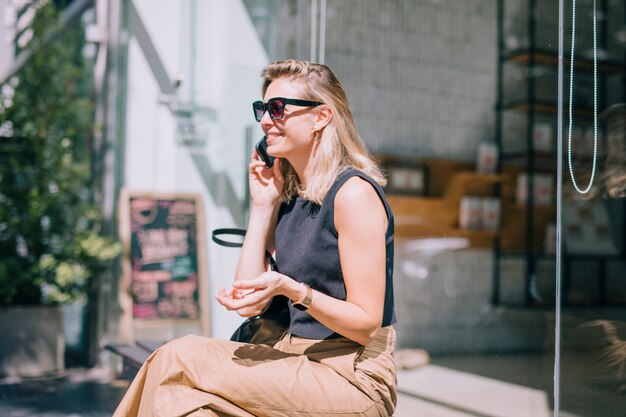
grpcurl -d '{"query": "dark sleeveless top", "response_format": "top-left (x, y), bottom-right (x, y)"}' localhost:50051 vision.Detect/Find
top-left (274, 168), bottom-right (396, 339)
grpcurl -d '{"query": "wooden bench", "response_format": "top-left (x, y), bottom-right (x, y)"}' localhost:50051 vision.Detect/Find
top-left (106, 340), bottom-right (166, 380)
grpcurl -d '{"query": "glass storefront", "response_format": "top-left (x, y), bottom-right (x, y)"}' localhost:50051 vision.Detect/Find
top-left (236, 1), bottom-right (626, 415)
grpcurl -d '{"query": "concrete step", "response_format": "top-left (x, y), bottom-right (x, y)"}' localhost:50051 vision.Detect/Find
top-left (397, 365), bottom-right (552, 417)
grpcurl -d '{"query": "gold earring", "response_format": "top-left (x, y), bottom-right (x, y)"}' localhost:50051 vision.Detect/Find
top-left (312, 129), bottom-right (320, 142)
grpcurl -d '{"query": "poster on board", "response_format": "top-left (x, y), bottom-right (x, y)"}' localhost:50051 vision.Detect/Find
top-left (119, 190), bottom-right (208, 337)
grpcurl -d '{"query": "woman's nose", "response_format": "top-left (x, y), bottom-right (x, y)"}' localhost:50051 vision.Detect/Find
top-left (260, 110), bottom-right (273, 129)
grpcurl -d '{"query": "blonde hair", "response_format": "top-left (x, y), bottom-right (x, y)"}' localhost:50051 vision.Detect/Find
top-left (261, 59), bottom-right (387, 205)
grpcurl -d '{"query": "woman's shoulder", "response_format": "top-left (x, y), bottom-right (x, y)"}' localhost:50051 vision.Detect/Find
top-left (332, 169), bottom-right (392, 224)
top-left (333, 174), bottom-right (389, 236)
top-left (335, 175), bottom-right (384, 209)
top-left (331, 168), bottom-right (379, 191)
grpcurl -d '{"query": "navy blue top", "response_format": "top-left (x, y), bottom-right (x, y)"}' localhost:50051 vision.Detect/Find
top-left (274, 168), bottom-right (396, 339)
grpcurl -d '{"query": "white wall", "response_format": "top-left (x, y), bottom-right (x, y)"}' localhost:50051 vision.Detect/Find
top-left (394, 248), bottom-right (551, 354)
top-left (123, 0), bottom-right (268, 340)
top-left (272, 0), bottom-right (498, 160)
top-left (0, 0), bottom-right (15, 80)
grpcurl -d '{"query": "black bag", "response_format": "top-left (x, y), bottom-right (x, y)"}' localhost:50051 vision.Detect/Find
top-left (212, 228), bottom-right (290, 346)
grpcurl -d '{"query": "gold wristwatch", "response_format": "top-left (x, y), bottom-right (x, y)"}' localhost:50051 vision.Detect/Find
top-left (292, 283), bottom-right (313, 311)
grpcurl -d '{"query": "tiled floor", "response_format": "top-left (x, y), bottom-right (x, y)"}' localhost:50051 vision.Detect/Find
top-left (1, 353), bottom-right (625, 416)
top-left (0, 368), bottom-right (127, 417)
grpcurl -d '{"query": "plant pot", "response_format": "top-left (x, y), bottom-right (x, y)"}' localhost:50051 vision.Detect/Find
top-left (0, 305), bottom-right (65, 377)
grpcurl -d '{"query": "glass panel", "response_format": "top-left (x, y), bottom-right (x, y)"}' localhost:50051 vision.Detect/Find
top-left (244, 0), bottom-right (559, 415)
top-left (559, 0), bottom-right (626, 414)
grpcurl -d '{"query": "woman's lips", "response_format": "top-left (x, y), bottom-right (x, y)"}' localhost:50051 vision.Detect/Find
top-left (265, 134), bottom-right (280, 144)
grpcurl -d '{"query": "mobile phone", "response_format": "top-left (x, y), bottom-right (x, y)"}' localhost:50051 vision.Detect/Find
top-left (255, 136), bottom-right (275, 168)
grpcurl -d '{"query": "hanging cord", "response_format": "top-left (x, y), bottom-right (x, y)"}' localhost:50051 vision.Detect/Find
top-left (567, 0), bottom-right (599, 194)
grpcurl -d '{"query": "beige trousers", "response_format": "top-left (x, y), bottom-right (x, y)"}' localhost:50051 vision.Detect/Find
top-left (112, 327), bottom-right (397, 417)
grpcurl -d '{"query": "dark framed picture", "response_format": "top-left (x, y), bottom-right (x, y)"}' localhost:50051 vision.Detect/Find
top-left (385, 162), bottom-right (428, 196)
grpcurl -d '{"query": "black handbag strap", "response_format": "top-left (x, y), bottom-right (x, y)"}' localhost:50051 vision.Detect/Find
top-left (211, 228), bottom-right (278, 272)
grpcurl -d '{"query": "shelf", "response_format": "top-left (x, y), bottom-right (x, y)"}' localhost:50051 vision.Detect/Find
top-left (449, 171), bottom-right (502, 184)
top-left (494, 2), bottom-right (626, 307)
top-left (500, 100), bottom-right (594, 118)
top-left (504, 48), bottom-right (626, 75)
top-left (386, 163), bottom-right (502, 249)
top-left (498, 251), bottom-right (556, 260)
top-left (499, 251), bottom-right (625, 262)
top-left (444, 171), bottom-right (503, 199)
top-left (450, 228), bottom-right (499, 239)
top-left (507, 203), bottom-right (556, 211)
top-left (501, 151), bottom-right (557, 169)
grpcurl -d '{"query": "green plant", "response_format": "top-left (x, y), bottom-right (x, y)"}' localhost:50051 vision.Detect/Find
top-left (0, 3), bottom-right (120, 306)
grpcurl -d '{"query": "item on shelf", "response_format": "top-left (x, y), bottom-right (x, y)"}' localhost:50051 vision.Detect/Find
top-left (459, 196), bottom-right (482, 230)
top-left (386, 163), bottom-right (427, 196)
top-left (481, 197), bottom-right (501, 232)
top-left (516, 173), bottom-right (528, 205)
top-left (545, 223), bottom-right (557, 255)
top-left (476, 142), bottom-right (498, 174)
top-left (563, 201), bottom-right (619, 256)
top-left (534, 173), bottom-right (554, 206)
top-left (564, 126), bottom-right (585, 156)
top-left (533, 122), bottom-right (553, 152)
top-left (516, 173), bottom-right (554, 206)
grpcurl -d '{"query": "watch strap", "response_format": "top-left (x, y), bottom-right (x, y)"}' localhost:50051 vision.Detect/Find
top-left (292, 283), bottom-right (312, 311)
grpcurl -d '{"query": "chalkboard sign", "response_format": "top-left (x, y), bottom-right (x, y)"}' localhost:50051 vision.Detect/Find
top-left (119, 191), bottom-right (207, 321)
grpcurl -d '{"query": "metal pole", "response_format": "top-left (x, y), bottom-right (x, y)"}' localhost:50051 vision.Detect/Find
top-left (93, 0), bottom-right (129, 359)
top-left (493, 0), bottom-right (504, 305)
top-left (310, 0), bottom-right (317, 62)
top-left (319, 0), bottom-right (326, 64)
top-left (554, 0), bottom-right (565, 413)
top-left (526, 0), bottom-right (537, 305)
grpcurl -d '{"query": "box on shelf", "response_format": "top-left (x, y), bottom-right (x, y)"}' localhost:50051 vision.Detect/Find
top-left (481, 197), bottom-right (501, 231)
top-left (459, 196), bottom-right (482, 230)
top-left (476, 142), bottom-right (498, 174)
top-left (516, 172), bottom-right (554, 206)
top-left (534, 174), bottom-right (554, 206)
top-left (459, 196), bottom-right (501, 231)
top-left (563, 201), bottom-right (619, 255)
top-left (533, 122), bottom-right (553, 152)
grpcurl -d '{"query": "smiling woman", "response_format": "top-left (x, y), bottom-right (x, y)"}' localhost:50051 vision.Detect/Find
top-left (112, 60), bottom-right (398, 417)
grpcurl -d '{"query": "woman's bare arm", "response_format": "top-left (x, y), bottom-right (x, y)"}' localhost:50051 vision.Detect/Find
top-left (230, 158), bottom-right (283, 317)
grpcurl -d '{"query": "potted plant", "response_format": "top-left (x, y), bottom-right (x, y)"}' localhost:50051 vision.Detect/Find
top-left (0, 3), bottom-right (120, 376)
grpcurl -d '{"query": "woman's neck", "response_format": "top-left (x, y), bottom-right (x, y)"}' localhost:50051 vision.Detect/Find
top-left (288, 143), bottom-right (319, 189)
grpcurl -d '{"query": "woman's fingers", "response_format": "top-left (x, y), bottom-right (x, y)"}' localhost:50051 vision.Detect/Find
top-left (215, 281), bottom-right (268, 311)
top-left (233, 287), bottom-right (255, 299)
top-left (249, 160), bottom-right (267, 172)
top-left (232, 279), bottom-right (264, 290)
top-left (216, 287), bottom-right (271, 311)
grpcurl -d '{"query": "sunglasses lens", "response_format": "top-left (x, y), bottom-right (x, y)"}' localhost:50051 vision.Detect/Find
top-left (252, 101), bottom-right (265, 122)
top-left (268, 99), bottom-right (284, 120)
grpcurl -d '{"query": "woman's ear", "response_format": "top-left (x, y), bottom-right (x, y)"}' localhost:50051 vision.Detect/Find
top-left (314, 104), bottom-right (333, 130)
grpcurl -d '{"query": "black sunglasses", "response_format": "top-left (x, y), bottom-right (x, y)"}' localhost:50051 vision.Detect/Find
top-left (252, 97), bottom-right (323, 122)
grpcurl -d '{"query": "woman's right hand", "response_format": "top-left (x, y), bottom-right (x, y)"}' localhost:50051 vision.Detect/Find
top-left (249, 152), bottom-right (284, 208)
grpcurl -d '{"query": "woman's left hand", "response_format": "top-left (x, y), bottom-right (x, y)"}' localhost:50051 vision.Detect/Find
top-left (215, 271), bottom-right (287, 311)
